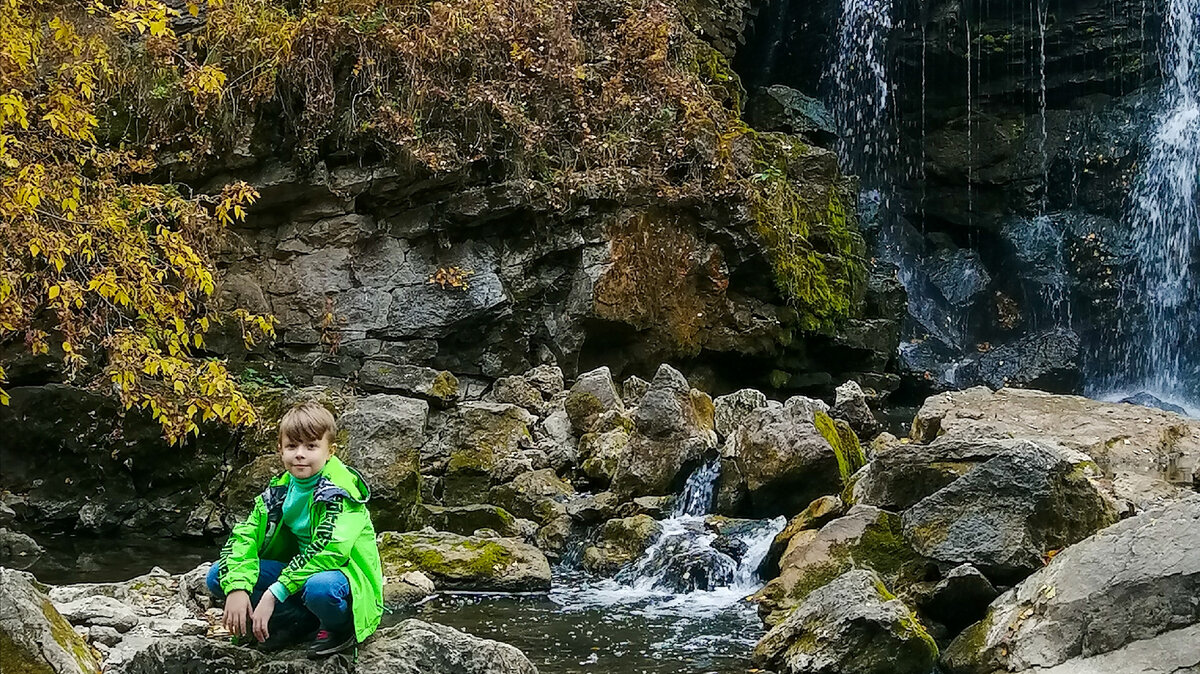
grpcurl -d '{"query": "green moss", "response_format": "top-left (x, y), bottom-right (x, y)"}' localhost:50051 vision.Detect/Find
top-left (0, 630), bottom-right (56, 674)
top-left (768, 369), bottom-right (790, 389)
top-left (814, 411), bottom-right (867, 484)
top-left (783, 560), bottom-right (845, 605)
top-left (40, 598), bottom-right (100, 673)
top-left (565, 391), bottom-right (604, 425)
top-left (430, 371), bottom-right (459, 399)
top-left (748, 137), bottom-right (867, 333)
top-left (379, 533), bottom-right (515, 579)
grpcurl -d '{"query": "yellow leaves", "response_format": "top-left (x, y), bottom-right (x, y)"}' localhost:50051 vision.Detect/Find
top-left (47, 284), bottom-right (60, 299)
top-left (185, 65), bottom-right (227, 98)
top-left (0, 93), bottom-right (30, 130)
top-left (112, 0), bottom-right (173, 38)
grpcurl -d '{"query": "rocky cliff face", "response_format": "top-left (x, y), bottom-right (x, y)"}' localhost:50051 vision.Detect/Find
top-left (736, 0), bottom-right (1171, 396)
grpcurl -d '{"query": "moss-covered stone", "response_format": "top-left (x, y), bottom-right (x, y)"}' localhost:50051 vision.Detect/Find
top-left (377, 530), bottom-right (550, 592)
top-left (581, 515), bottom-right (664, 576)
top-left (814, 410), bottom-right (867, 484)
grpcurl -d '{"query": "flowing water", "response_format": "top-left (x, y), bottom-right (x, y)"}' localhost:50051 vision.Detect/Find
top-left (402, 462), bottom-right (785, 673)
top-left (1104, 0), bottom-right (1200, 411)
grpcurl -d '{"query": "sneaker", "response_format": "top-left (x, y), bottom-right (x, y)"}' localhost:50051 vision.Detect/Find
top-left (308, 628), bottom-right (356, 658)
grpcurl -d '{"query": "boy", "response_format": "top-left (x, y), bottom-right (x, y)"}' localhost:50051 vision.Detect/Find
top-left (205, 400), bottom-right (384, 657)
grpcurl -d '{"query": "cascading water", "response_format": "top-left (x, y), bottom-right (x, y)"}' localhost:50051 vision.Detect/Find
top-left (1106, 0), bottom-right (1200, 410)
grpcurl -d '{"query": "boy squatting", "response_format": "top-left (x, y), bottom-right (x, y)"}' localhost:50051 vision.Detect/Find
top-left (205, 401), bottom-right (384, 657)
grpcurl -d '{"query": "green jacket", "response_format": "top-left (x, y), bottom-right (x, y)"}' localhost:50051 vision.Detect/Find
top-left (217, 455), bottom-right (384, 643)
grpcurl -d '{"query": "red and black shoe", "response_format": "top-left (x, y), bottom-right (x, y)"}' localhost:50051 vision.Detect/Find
top-left (308, 628), bottom-right (356, 658)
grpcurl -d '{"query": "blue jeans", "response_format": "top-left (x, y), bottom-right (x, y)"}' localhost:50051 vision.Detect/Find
top-left (205, 560), bottom-right (353, 634)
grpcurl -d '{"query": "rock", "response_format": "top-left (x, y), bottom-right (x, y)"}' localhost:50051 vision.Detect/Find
top-left (488, 375), bottom-right (546, 415)
top-left (909, 387), bottom-right (1199, 508)
top-left (717, 405), bottom-right (862, 518)
top-left (433, 403), bottom-right (536, 506)
top-left (378, 531), bottom-right (551, 592)
top-left (746, 85), bottom-right (838, 144)
top-left (338, 394), bottom-right (427, 530)
top-left (713, 388), bottom-right (770, 440)
top-left (357, 619), bottom-right (538, 674)
top-left (413, 504), bottom-right (522, 538)
top-left (523, 364), bottom-right (564, 398)
top-left (581, 515), bottom-right (664, 576)
top-left (56, 595), bottom-right (141, 632)
top-left (610, 365), bottom-right (717, 499)
top-left (535, 405), bottom-right (577, 472)
top-left (383, 570), bottom-right (436, 606)
top-left (222, 453), bottom-right (282, 516)
top-left (915, 564), bottom-right (999, 634)
top-left (753, 505), bottom-right (927, 626)
top-left (761, 495), bottom-right (845, 577)
top-left (119, 619), bottom-right (537, 673)
top-left (48, 566), bottom-right (178, 610)
top-left (1118, 391), bottom-right (1189, 416)
top-left (0, 567), bottom-right (102, 674)
top-left (578, 427), bottom-right (631, 487)
top-left (534, 515), bottom-right (576, 558)
top-left (899, 439), bottom-right (1118, 582)
top-left (1009, 624), bottom-right (1200, 674)
top-left (752, 569), bottom-right (938, 674)
top-left (832, 380), bottom-right (881, 439)
top-left (616, 495), bottom-right (675, 519)
top-left (943, 496), bottom-right (1200, 674)
top-left (359, 361), bottom-right (460, 405)
top-left (564, 367), bottom-right (625, 434)
top-left (621, 375), bottom-right (651, 407)
top-left (488, 468), bottom-right (575, 525)
top-left (564, 491), bottom-right (620, 524)
top-left (0, 528), bottom-right (43, 570)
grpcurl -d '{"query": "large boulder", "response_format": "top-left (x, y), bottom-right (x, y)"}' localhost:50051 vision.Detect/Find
top-left (413, 504), bottom-right (522, 538)
top-left (753, 505), bottom-right (927, 626)
top-left (377, 531), bottom-right (551, 592)
top-left (338, 395), bottom-right (427, 530)
top-left (581, 515), bottom-right (664, 576)
top-left (761, 495), bottom-right (845, 577)
top-left (0, 567), bottom-right (102, 674)
top-left (424, 402), bottom-right (536, 506)
top-left (943, 496), bottom-right (1200, 674)
top-left (577, 413), bottom-right (634, 487)
top-left (609, 365), bottom-right (718, 499)
top-left (712, 388), bottom-right (770, 440)
top-left (119, 619), bottom-right (537, 674)
top-left (717, 404), bottom-right (863, 518)
top-left (358, 362), bottom-right (460, 405)
top-left (890, 439), bottom-right (1118, 583)
top-left (910, 387), bottom-right (1199, 509)
top-left (752, 569), bottom-right (938, 674)
top-left (488, 469), bottom-right (575, 525)
top-left (564, 367), bottom-right (625, 434)
top-left (832, 380), bottom-right (880, 439)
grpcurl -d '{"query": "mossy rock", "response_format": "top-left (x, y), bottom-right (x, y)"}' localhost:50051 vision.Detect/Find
top-left (413, 503), bottom-right (520, 538)
top-left (753, 505), bottom-right (928, 626)
top-left (377, 531), bottom-right (550, 592)
top-left (581, 514), bottom-right (664, 576)
top-left (0, 568), bottom-right (101, 674)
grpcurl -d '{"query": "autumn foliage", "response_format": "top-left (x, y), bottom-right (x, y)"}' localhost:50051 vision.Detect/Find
top-left (1, 0), bottom-right (864, 440)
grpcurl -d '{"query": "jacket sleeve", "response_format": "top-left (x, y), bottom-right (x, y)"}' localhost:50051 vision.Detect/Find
top-left (217, 497), bottom-right (267, 595)
top-left (273, 497), bottom-right (365, 597)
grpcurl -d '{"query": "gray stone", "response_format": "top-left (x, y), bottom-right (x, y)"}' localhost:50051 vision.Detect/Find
top-left (752, 569), bottom-right (938, 674)
top-left (488, 468), bottom-right (575, 525)
top-left (713, 388), bottom-right (770, 440)
top-left (621, 375), bottom-right (651, 407)
top-left (565, 367), bottom-right (625, 434)
top-left (1011, 624), bottom-right (1200, 674)
top-left (377, 531), bottom-right (551, 592)
top-left (56, 595), bottom-right (141, 632)
top-left (413, 504), bottom-right (522, 538)
top-left (359, 362), bottom-right (460, 405)
top-left (943, 496), bottom-right (1200, 674)
top-left (0, 527), bottom-right (43, 570)
top-left (582, 515), bottom-right (664, 576)
top-left (917, 564), bottom-right (999, 634)
top-left (0, 567), bottom-right (102, 674)
top-left (900, 439), bottom-right (1118, 582)
top-left (832, 380), bottom-right (880, 439)
top-left (339, 395), bottom-right (427, 530)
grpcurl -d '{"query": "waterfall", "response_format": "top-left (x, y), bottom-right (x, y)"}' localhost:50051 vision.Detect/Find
top-left (1114, 0), bottom-right (1200, 408)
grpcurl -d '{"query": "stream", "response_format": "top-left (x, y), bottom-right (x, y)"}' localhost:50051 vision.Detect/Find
top-left (28, 462), bottom-right (785, 674)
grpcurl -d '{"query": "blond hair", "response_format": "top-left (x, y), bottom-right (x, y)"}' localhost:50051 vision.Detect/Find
top-left (278, 400), bottom-right (336, 445)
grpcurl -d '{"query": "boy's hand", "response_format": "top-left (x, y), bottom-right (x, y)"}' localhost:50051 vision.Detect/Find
top-left (223, 591), bottom-right (253, 637)
top-left (252, 592), bottom-right (276, 643)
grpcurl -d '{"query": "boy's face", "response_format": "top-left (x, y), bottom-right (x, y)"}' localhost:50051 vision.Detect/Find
top-left (280, 433), bottom-right (332, 480)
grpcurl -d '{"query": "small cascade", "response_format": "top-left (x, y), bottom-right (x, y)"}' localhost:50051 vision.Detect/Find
top-left (615, 460), bottom-right (783, 596)
top-left (1109, 0), bottom-right (1200, 408)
